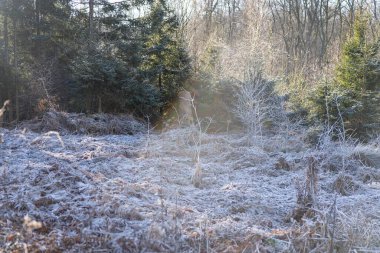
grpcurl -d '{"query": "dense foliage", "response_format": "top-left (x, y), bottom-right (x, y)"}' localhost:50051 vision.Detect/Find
top-left (0, 0), bottom-right (190, 123)
top-left (309, 14), bottom-right (380, 136)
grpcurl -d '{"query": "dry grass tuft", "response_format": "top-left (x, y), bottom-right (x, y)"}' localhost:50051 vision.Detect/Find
top-left (333, 174), bottom-right (359, 196)
top-left (290, 157), bottom-right (318, 222)
top-left (352, 151), bottom-right (380, 168)
top-left (275, 157), bottom-right (292, 170)
top-left (282, 205), bottom-right (380, 253)
top-left (191, 162), bottom-right (203, 188)
top-left (0, 100), bottom-right (10, 128)
top-left (20, 110), bottom-right (146, 135)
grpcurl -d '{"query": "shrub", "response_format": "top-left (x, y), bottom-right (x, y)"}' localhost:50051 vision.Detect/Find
top-left (233, 67), bottom-right (277, 137)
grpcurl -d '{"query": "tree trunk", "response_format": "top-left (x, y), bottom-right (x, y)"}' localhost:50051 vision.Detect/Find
top-left (159, 72), bottom-right (163, 114)
top-left (4, 14), bottom-right (9, 65)
top-left (374, 0), bottom-right (378, 20)
top-left (35, 0), bottom-right (41, 57)
top-left (13, 17), bottom-right (19, 122)
top-left (3, 2), bottom-right (13, 123)
top-left (89, 0), bottom-right (94, 42)
top-left (98, 96), bottom-right (102, 113)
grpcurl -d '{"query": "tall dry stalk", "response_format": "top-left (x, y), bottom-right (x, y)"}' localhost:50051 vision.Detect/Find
top-left (190, 94), bottom-right (203, 187)
top-left (177, 91), bottom-right (212, 188)
top-left (0, 100), bottom-right (10, 127)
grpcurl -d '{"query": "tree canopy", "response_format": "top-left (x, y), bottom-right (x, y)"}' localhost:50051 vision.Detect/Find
top-left (0, 0), bottom-right (190, 122)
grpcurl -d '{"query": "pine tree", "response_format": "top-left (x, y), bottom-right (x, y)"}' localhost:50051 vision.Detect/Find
top-left (334, 13), bottom-right (380, 134)
top-left (0, 0), bottom-right (191, 120)
top-left (336, 15), bottom-right (379, 92)
top-left (141, 0), bottom-right (191, 112)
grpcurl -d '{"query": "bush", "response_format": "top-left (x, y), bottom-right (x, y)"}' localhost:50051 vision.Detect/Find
top-left (233, 68), bottom-right (277, 136)
top-left (308, 14), bottom-right (380, 137)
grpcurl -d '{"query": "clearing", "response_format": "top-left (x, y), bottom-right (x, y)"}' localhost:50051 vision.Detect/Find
top-left (0, 120), bottom-right (380, 252)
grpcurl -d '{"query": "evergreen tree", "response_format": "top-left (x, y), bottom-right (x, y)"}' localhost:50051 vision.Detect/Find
top-left (0, 0), bottom-right (191, 121)
top-left (334, 13), bottom-right (380, 134)
top-left (336, 15), bottom-right (379, 92)
top-left (141, 0), bottom-right (191, 112)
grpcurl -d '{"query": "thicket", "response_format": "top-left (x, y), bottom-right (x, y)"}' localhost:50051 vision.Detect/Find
top-left (0, 0), bottom-right (190, 124)
top-left (309, 14), bottom-right (380, 137)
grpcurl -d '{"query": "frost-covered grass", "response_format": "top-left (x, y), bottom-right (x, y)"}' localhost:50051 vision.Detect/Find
top-left (0, 126), bottom-right (379, 252)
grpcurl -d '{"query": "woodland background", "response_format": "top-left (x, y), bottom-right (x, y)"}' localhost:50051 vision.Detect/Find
top-left (0, 0), bottom-right (380, 137)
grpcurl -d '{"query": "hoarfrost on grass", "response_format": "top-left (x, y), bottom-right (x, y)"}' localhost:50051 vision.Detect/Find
top-left (0, 126), bottom-right (379, 252)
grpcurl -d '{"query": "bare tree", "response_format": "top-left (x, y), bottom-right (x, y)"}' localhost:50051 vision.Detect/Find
top-left (269, 0), bottom-right (340, 71)
top-left (234, 67), bottom-right (275, 142)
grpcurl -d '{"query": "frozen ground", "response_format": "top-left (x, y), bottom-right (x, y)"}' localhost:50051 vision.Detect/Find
top-left (0, 126), bottom-right (380, 252)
